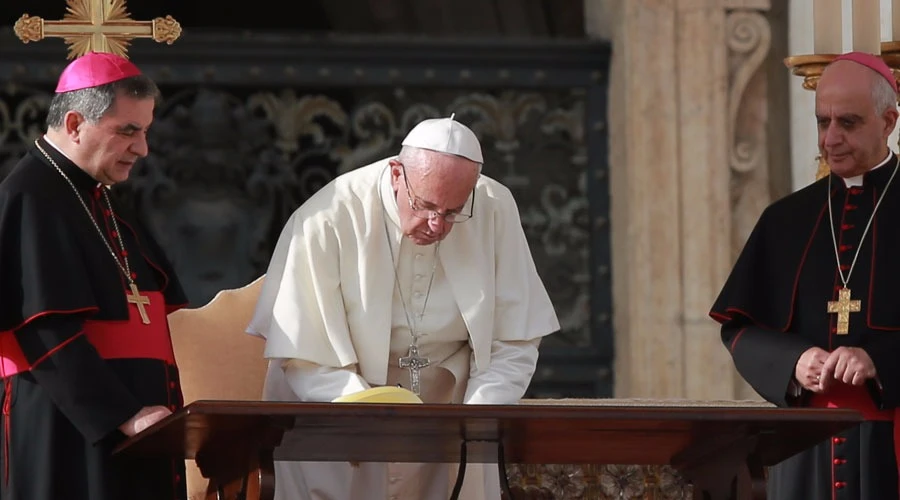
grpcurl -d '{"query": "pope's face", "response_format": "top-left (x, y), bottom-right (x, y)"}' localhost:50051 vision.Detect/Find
top-left (71, 94), bottom-right (153, 185)
top-left (390, 154), bottom-right (478, 246)
top-left (816, 61), bottom-right (898, 178)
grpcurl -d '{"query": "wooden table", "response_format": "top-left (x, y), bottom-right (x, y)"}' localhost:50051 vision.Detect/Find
top-left (115, 400), bottom-right (862, 500)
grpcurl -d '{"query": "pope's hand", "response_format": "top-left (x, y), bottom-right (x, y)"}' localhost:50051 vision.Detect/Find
top-left (820, 346), bottom-right (876, 390)
top-left (118, 405), bottom-right (172, 437)
top-left (795, 346), bottom-right (829, 393)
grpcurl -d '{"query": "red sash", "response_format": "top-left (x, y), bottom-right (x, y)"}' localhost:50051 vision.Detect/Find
top-left (0, 291), bottom-right (176, 377)
top-left (0, 292), bottom-right (176, 483)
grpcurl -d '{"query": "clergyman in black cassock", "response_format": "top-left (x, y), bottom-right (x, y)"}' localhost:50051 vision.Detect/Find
top-left (710, 52), bottom-right (900, 500)
top-left (0, 52), bottom-right (189, 500)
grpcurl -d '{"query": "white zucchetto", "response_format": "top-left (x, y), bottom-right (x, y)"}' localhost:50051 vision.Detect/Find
top-left (400, 114), bottom-right (484, 164)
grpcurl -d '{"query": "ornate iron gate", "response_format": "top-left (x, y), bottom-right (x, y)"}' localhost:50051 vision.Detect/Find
top-left (0, 31), bottom-right (612, 398)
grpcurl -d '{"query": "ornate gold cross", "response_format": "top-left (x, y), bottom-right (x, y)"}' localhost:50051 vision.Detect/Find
top-left (826, 287), bottom-right (861, 335)
top-left (14, 0), bottom-right (181, 59)
top-left (126, 283), bottom-right (151, 325)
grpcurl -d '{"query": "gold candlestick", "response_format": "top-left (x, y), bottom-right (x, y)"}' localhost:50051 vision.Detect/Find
top-left (783, 54), bottom-right (838, 180)
top-left (783, 54), bottom-right (837, 91)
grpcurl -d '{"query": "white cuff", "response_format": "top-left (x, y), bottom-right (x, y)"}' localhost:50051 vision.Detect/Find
top-left (281, 359), bottom-right (371, 402)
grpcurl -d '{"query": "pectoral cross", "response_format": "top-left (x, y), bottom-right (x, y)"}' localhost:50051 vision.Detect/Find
top-left (126, 282), bottom-right (151, 324)
top-left (14, 0), bottom-right (181, 59)
top-left (827, 287), bottom-right (861, 335)
top-left (399, 344), bottom-right (430, 396)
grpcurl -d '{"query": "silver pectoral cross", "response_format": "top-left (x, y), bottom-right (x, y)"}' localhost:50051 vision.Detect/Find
top-left (399, 343), bottom-right (430, 396)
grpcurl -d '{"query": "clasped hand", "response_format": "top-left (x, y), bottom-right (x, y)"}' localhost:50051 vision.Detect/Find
top-left (794, 346), bottom-right (876, 393)
top-left (118, 405), bottom-right (172, 437)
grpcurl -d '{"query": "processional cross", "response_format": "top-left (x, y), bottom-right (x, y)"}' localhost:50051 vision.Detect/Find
top-left (14, 0), bottom-right (181, 59)
top-left (15, 0), bottom-right (179, 324)
top-left (826, 287), bottom-right (861, 335)
top-left (399, 344), bottom-right (430, 396)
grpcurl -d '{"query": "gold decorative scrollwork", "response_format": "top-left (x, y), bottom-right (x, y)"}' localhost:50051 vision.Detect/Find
top-left (542, 101), bottom-right (586, 165)
top-left (449, 91), bottom-right (547, 155)
top-left (448, 91), bottom-right (547, 188)
top-left (339, 102), bottom-right (398, 173)
top-left (398, 104), bottom-right (442, 138)
top-left (13, 15), bottom-right (43, 43)
top-left (247, 90), bottom-right (347, 158)
top-left (152, 15), bottom-right (183, 44)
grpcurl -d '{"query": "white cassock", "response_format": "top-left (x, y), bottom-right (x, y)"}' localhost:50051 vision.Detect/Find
top-left (246, 158), bottom-right (560, 500)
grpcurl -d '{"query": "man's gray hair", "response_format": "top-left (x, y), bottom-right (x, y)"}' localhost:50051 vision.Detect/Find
top-left (46, 74), bottom-right (160, 129)
top-left (398, 145), bottom-right (483, 174)
top-left (872, 74), bottom-right (899, 114)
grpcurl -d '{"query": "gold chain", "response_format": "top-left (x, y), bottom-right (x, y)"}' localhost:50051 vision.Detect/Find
top-left (34, 140), bottom-right (135, 286)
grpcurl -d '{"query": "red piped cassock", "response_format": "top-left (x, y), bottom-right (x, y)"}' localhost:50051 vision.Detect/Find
top-left (0, 137), bottom-right (188, 500)
top-left (710, 154), bottom-right (900, 500)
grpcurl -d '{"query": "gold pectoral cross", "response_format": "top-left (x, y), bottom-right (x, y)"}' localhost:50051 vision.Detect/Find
top-left (827, 287), bottom-right (861, 335)
top-left (126, 282), bottom-right (151, 324)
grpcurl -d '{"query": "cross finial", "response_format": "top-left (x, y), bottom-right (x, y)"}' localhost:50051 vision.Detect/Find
top-left (14, 0), bottom-right (182, 60)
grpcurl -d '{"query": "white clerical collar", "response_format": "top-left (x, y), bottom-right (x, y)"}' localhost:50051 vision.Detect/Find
top-left (42, 134), bottom-right (105, 189)
top-left (379, 161), bottom-right (403, 231)
top-left (42, 135), bottom-right (71, 161)
top-left (843, 150), bottom-right (893, 187)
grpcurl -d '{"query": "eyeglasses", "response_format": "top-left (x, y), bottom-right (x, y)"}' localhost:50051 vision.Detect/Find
top-left (400, 162), bottom-right (475, 223)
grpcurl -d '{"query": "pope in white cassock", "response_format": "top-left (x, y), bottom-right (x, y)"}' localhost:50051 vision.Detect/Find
top-left (246, 115), bottom-right (560, 500)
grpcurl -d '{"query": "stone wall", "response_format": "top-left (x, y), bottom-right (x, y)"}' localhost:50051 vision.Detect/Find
top-left (590, 0), bottom-right (783, 402)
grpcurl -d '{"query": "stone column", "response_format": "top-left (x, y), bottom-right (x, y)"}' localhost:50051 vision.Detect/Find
top-left (588, 0), bottom-right (773, 399)
top-left (724, 0), bottom-right (776, 400)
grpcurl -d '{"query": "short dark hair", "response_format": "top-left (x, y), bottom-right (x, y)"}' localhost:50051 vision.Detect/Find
top-left (46, 74), bottom-right (160, 128)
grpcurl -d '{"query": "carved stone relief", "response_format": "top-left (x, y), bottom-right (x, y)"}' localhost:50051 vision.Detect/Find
top-left (507, 464), bottom-right (692, 499)
top-left (726, 9), bottom-right (772, 259)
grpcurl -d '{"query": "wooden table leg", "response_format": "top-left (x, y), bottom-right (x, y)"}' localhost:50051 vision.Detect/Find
top-left (673, 431), bottom-right (762, 500)
top-left (685, 459), bottom-right (766, 500)
top-left (735, 455), bottom-right (767, 500)
top-left (195, 425), bottom-right (281, 500)
top-left (450, 440), bottom-right (468, 500)
top-left (496, 441), bottom-right (515, 500)
top-left (450, 439), bottom-right (516, 500)
top-left (202, 448), bottom-right (275, 500)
